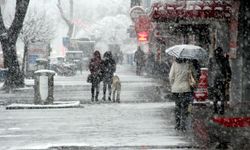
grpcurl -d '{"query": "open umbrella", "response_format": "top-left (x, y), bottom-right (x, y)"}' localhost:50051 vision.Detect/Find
top-left (165, 44), bottom-right (208, 60)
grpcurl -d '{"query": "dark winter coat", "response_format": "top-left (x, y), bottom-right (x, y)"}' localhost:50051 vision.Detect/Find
top-left (208, 48), bottom-right (231, 97)
top-left (88, 51), bottom-right (103, 84)
top-left (134, 48), bottom-right (145, 66)
top-left (209, 55), bottom-right (231, 86)
top-left (101, 51), bottom-right (116, 83)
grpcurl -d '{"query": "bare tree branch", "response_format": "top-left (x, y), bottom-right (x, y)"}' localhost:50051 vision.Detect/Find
top-left (70, 0), bottom-right (73, 20)
top-left (0, 7), bottom-right (7, 39)
top-left (57, 0), bottom-right (74, 38)
top-left (57, 0), bottom-right (71, 26)
top-left (19, 10), bottom-right (55, 44)
top-left (19, 9), bottom-right (55, 77)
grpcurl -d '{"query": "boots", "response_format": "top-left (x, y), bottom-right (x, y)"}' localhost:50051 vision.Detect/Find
top-left (91, 86), bottom-right (95, 102)
top-left (102, 92), bottom-right (106, 101)
top-left (102, 96), bottom-right (106, 101)
top-left (108, 92), bottom-right (112, 101)
top-left (95, 92), bottom-right (99, 102)
top-left (91, 93), bottom-right (94, 102)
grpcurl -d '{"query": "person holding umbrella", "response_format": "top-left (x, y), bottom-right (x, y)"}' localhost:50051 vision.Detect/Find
top-left (169, 58), bottom-right (193, 131)
top-left (166, 44), bottom-right (207, 131)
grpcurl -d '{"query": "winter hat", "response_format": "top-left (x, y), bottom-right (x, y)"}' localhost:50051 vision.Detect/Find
top-left (214, 47), bottom-right (223, 57)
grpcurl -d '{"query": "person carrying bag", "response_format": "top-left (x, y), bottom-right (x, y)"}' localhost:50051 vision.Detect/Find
top-left (169, 58), bottom-right (193, 132)
top-left (88, 50), bottom-right (103, 102)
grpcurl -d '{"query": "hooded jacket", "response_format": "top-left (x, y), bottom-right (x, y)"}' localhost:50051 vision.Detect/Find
top-left (89, 51), bottom-right (102, 75)
top-left (101, 51), bottom-right (116, 82)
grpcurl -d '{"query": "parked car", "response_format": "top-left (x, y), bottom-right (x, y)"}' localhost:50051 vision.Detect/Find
top-left (50, 62), bottom-right (77, 76)
top-left (0, 68), bottom-right (7, 82)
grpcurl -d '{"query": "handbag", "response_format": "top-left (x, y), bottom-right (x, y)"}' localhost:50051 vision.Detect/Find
top-left (189, 71), bottom-right (197, 88)
top-left (87, 74), bottom-right (92, 83)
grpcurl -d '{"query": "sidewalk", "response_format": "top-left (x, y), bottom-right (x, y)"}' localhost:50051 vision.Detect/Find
top-left (0, 103), bottom-right (197, 150)
top-left (0, 65), bottom-right (165, 105)
top-left (0, 64), bottom-right (197, 150)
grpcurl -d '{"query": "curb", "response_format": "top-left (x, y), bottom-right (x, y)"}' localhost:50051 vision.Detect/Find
top-left (5, 101), bottom-right (81, 110)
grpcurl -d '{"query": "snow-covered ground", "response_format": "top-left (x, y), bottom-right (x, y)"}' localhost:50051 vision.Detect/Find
top-left (6, 101), bottom-right (81, 109)
top-left (0, 65), bottom-right (195, 149)
top-left (0, 103), bottom-right (193, 150)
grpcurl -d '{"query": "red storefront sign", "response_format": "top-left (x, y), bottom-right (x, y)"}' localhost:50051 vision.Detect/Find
top-left (135, 15), bottom-right (152, 43)
top-left (150, 1), bottom-right (232, 21)
top-left (135, 15), bottom-right (152, 33)
top-left (130, 6), bottom-right (145, 23)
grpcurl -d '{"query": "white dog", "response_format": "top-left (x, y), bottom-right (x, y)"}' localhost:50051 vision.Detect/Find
top-left (112, 74), bottom-right (121, 103)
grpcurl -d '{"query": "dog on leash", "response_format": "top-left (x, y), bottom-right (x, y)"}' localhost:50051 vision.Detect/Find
top-left (112, 74), bottom-right (121, 103)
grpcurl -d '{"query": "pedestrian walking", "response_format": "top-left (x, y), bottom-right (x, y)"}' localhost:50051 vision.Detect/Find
top-left (101, 51), bottom-right (116, 101)
top-left (208, 47), bottom-right (231, 115)
top-left (118, 50), bottom-right (124, 64)
top-left (88, 50), bottom-right (103, 102)
top-left (169, 58), bottom-right (193, 131)
top-left (146, 52), bottom-right (155, 75)
top-left (134, 47), bottom-right (145, 75)
top-left (224, 53), bottom-right (231, 102)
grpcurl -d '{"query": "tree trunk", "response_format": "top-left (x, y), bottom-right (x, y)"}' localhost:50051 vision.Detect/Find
top-left (1, 38), bottom-right (24, 90)
top-left (21, 42), bottom-right (29, 77)
top-left (67, 23), bottom-right (74, 38)
top-left (57, 0), bottom-right (74, 38)
top-left (0, 0), bottom-right (29, 91)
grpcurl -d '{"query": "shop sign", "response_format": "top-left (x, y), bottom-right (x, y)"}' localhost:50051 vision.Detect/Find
top-left (129, 6), bottom-right (145, 22)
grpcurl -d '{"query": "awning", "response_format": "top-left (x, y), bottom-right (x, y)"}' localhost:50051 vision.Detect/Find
top-left (150, 1), bottom-right (232, 21)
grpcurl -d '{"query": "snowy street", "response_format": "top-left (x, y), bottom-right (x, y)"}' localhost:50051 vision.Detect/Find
top-left (0, 65), bottom-right (195, 150)
top-left (0, 0), bottom-right (249, 149)
top-left (0, 103), bottom-right (193, 150)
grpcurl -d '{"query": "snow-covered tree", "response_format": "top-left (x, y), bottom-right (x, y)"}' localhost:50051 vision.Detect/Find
top-left (19, 10), bottom-right (55, 76)
top-left (73, 0), bottom-right (131, 51)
